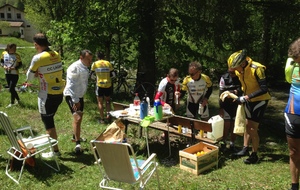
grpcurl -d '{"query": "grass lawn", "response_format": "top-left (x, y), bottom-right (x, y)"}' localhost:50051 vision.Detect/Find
top-left (0, 70), bottom-right (293, 189)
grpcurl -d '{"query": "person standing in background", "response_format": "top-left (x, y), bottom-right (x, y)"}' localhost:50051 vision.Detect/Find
top-left (1, 43), bottom-right (22, 108)
top-left (90, 51), bottom-right (115, 124)
top-left (227, 49), bottom-right (271, 164)
top-left (284, 37), bottom-right (300, 190)
top-left (218, 70), bottom-right (242, 152)
top-left (64, 49), bottom-right (93, 155)
top-left (26, 33), bottom-right (64, 157)
top-left (181, 61), bottom-right (212, 121)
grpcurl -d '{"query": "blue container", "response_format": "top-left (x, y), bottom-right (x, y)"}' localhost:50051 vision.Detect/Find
top-left (140, 100), bottom-right (148, 119)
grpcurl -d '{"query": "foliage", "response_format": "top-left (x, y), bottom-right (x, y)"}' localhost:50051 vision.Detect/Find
top-left (11, 0), bottom-right (300, 84)
top-left (0, 21), bottom-right (9, 29)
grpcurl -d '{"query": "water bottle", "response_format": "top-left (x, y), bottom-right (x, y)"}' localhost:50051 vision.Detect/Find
top-left (140, 94), bottom-right (148, 119)
top-left (198, 103), bottom-right (204, 115)
top-left (133, 93), bottom-right (140, 106)
top-left (154, 99), bottom-right (163, 121)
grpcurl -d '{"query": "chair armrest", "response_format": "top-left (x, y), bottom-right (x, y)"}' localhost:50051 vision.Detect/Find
top-left (140, 153), bottom-right (157, 170)
top-left (22, 134), bottom-right (57, 147)
top-left (15, 126), bottom-right (32, 132)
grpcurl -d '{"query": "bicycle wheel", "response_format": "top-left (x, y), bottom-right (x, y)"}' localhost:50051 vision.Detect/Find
top-left (113, 80), bottom-right (130, 96)
top-left (134, 82), bottom-right (156, 105)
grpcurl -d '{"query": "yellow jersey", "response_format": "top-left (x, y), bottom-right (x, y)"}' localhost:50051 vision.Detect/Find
top-left (27, 50), bottom-right (64, 95)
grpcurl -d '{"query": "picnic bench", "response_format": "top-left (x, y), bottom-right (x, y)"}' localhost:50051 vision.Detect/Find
top-left (112, 102), bottom-right (218, 145)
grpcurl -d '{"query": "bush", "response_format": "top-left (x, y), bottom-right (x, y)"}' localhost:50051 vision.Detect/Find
top-left (9, 31), bottom-right (21, 38)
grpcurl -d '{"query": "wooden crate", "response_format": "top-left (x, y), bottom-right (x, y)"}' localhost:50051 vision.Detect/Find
top-left (179, 142), bottom-right (219, 175)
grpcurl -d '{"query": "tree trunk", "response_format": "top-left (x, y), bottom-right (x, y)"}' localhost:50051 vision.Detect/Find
top-left (136, 0), bottom-right (156, 100)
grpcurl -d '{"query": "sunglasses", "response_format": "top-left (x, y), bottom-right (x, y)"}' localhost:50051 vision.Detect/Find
top-left (189, 71), bottom-right (199, 77)
top-left (169, 78), bottom-right (177, 82)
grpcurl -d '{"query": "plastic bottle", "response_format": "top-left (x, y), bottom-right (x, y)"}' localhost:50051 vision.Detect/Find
top-left (178, 125), bottom-right (182, 133)
top-left (153, 99), bottom-right (163, 121)
top-left (140, 94), bottom-right (148, 119)
top-left (198, 103), bottom-right (204, 115)
top-left (133, 93), bottom-right (140, 106)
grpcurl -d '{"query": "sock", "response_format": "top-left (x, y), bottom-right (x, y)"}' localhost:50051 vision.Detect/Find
top-left (292, 183), bottom-right (299, 190)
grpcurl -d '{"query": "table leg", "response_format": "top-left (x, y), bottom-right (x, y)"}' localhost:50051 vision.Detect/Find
top-left (146, 127), bottom-right (150, 157)
top-left (167, 119), bottom-right (171, 157)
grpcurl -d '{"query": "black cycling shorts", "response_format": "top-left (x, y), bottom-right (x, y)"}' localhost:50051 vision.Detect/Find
top-left (65, 96), bottom-right (84, 114)
top-left (41, 94), bottom-right (63, 130)
top-left (96, 86), bottom-right (113, 97)
top-left (244, 100), bottom-right (268, 123)
top-left (285, 113), bottom-right (300, 139)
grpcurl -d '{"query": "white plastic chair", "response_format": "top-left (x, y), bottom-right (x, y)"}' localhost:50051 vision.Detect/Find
top-left (0, 111), bottom-right (60, 184)
top-left (91, 140), bottom-right (160, 190)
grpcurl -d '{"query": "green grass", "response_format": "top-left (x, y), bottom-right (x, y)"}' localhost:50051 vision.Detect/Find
top-left (0, 71), bottom-right (292, 190)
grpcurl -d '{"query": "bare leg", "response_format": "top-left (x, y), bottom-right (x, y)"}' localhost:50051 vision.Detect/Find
top-left (246, 120), bottom-right (259, 152)
top-left (104, 96), bottom-right (111, 116)
top-left (46, 128), bottom-right (59, 152)
top-left (73, 111), bottom-right (83, 142)
top-left (287, 137), bottom-right (300, 184)
top-left (229, 120), bottom-right (237, 143)
top-left (97, 96), bottom-right (104, 120)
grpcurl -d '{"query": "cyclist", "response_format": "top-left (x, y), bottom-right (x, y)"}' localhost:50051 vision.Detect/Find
top-left (1, 43), bottom-right (22, 108)
top-left (181, 61), bottom-right (212, 121)
top-left (284, 38), bottom-right (300, 190)
top-left (90, 51), bottom-right (116, 124)
top-left (228, 49), bottom-right (271, 164)
top-left (218, 69), bottom-right (242, 152)
top-left (26, 33), bottom-right (64, 157)
top-left (155, 68), bottom-right (180, 112)
top-left (64, 50), bottom-right (93, 154)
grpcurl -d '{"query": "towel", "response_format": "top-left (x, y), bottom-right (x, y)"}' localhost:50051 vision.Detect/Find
top-left (219, 91), bottom-right (245, 136)
top-left (219, 91), bottom-right (238, 102)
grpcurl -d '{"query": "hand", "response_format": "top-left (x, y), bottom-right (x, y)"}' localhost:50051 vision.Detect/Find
top-left (235, 96), bottom-right (246, 104)
top-left (73, 102), bottom-right (81, 112)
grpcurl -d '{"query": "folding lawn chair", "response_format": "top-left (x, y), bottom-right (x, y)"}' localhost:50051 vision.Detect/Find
top-left (91, 140), bottom-right (160, 190)
top-left (0, 111), bottom-right (60, 184)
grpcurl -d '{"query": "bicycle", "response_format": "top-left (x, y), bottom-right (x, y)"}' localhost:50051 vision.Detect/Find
top-left (113, 69), bottom-right (156, 104)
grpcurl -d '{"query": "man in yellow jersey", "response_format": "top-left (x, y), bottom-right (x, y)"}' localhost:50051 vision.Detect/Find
top-left (228, 49), bottom-right (271, 164)
top-left (26, 33), bottom-right (64, 157)
top-left (90, 51), bottom-right (115, 124)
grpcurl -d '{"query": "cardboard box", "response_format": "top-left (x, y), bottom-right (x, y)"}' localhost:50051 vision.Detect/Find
top-left (179, 142), bottom-right (218, 175)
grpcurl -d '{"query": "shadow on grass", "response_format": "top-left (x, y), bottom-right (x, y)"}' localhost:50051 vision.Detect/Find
top-left (26, 160), bottom-right (74, 183)
top-left (59, 151), bottom-right (96, 166)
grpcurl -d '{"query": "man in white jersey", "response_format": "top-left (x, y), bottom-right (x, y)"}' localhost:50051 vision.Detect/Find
top-left (64, 50), bottom-right (93, 155)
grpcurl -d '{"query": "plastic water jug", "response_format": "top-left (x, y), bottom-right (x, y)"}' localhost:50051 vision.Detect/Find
top-left (140, 96), bottom-right (148, 119)
top-left (154, 99), bottom-right (163, 121)
top-left (207, 115), bottom-right (224, 141)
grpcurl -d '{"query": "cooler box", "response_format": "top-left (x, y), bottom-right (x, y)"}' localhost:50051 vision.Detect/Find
top-left (179, 142), bottom-right (218, 175)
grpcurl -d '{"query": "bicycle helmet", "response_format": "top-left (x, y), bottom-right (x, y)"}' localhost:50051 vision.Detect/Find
top-left (227, 49), bottom-right (247, 68)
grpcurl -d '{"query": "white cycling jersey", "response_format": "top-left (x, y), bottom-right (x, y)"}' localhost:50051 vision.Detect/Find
top-left (63, 59), bottom-right (89, 103)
